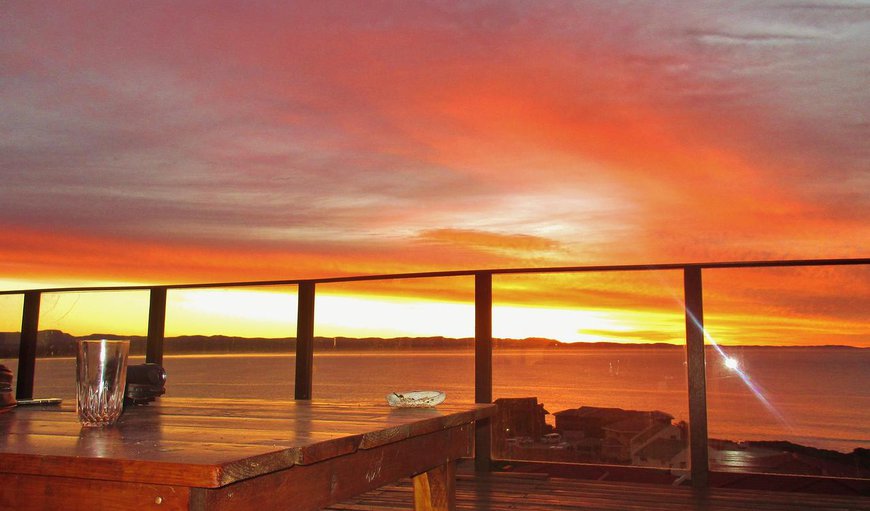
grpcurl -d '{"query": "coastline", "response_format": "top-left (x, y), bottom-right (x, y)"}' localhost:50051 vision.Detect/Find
top-left (1, 329), bottom-right (865, 358)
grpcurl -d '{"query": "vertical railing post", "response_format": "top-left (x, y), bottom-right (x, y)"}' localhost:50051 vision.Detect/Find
top-left (295, 281), bottom-right (316, 400)
top-left (474, 271), bottom-right (493, 472)
top-left (684, 266), bottom-right (710, 488)
top-left (16, 291), bottom-right (41, 400)
top-left (146, 287), bottom-right (167, 366)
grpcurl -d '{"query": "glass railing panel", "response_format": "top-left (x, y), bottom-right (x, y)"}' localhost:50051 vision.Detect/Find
top-left (32, 290), bottom-right (150, 400)
top-left (491, 271), bottom-right (689, 470)
top-left (0, 294), bottom-right (24, 393)
top-left (162, 286), bottom-right (298, 399)
top-left (704, 266), bottom-right (870, 479)
top-left (311, 278), bottom-right (475, 404)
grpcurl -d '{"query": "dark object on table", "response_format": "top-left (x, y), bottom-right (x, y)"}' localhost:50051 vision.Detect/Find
top-left (125, 363), bottom-right (166, 405)
top-left (0, 364), bottom-right (16, 412)
top-left (17, 398), bottom-right (62, 406)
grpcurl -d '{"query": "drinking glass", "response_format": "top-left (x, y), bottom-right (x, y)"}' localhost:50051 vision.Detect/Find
top-left (76, 340), bottom-right (129, 427)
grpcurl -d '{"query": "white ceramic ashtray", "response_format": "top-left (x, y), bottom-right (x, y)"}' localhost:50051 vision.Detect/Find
top-left (386, 390), bottom-right (446, 408)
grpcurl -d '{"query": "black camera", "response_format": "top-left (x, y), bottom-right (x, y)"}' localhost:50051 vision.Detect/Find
top-left (124, 363), bottom-right (166, 405)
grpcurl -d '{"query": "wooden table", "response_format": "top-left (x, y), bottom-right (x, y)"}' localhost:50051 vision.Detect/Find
top-left (0, 398), bottom-right (495, 511)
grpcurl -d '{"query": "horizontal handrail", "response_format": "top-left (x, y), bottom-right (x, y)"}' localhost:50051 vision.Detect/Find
top-left (1, 257), bottom-right (867, 295)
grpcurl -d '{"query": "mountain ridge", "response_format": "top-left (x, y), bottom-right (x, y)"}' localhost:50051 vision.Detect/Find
top-left (0, 330), bottom-right (864, 358)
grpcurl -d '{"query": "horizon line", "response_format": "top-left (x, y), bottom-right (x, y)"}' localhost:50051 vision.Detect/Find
top-left (1, 329), bottom-right (865, 350)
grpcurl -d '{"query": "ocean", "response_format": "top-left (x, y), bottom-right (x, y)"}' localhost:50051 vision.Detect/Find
top-left (12, 347), bottom-right (869, 454)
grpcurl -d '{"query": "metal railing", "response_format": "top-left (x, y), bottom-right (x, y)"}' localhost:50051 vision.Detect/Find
top-left (2, 257), bottom-right (867, 487)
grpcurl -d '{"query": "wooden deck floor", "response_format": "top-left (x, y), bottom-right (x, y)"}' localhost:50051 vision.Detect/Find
top-left (327, 471), bottom-right (870, 511)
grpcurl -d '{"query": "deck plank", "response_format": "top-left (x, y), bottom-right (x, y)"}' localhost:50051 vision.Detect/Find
top-left (327, 471), bottom-right (870, 511)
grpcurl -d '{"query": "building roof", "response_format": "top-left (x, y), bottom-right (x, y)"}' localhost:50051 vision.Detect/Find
top-left (494, 397), bottom-right (549, 415)
top-left (553, 406), bottom-right (673, 423)
top-left (604, 417), bottom-right (664, 435)
top-left (494, 397), bottom-right (539, 406)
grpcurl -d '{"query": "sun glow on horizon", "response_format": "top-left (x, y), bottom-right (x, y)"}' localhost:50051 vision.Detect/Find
top-left (1, 285), bottom-right (679, 344)
top-left (163, 287), bottom-right (686, 343)
top-left (1, 272), bottom-right (866, 348)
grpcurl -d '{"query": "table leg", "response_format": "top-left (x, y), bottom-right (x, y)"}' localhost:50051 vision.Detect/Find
top-left (412, 460), bottom-right (456, 511)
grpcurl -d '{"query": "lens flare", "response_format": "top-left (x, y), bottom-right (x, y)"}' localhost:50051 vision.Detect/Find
top-left (685, 309), bottom-right (794, 433)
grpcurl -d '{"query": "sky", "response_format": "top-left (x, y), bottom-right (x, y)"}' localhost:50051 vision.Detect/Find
top-left (1, 1), bottom-right (868, 345)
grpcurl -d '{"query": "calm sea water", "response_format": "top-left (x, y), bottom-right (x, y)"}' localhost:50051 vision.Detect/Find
top-left (11, 347), bottom-right (869, 453)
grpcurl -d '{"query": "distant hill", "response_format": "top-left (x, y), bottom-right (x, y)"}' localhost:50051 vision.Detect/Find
top-left (0, 331), bottom-right (559, 357)
top-left (0, 330), bottom-right (863, 358)
top-left (0, 330), bottom-right (647, 357)
top-left (1, 330), bottom-right (83, 357)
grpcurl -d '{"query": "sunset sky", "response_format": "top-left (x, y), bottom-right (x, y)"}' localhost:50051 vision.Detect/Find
top-left (1, 2), bottom-right (867, 345)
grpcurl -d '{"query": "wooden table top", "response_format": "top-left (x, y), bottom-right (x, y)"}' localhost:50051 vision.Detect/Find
top-left (0, 398), bottom-right (495, 489)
